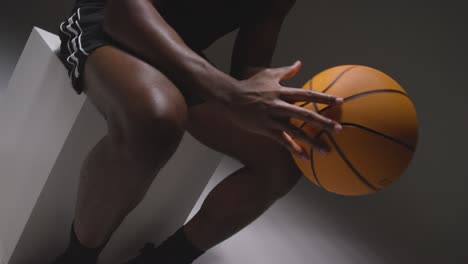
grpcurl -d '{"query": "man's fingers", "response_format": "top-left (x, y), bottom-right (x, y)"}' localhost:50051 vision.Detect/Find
top-left (275, 122), bottom-right (330, 153)
top-left (274, 101), bottom-right (342, 132)
top-left (271, 60), bottom-right (302, 81)
top-left (267, 129), bottom-right (307, 158)
top-left (279, 87), bottom-right (344, 104)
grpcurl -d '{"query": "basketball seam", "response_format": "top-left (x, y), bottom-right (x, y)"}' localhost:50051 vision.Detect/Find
top-left (310, 80), bottom-right (320, 113)
top-left (319, 89), bottom-right (409, 114)
top-left (310, 130), bottom-right (325, 189)
top-left (321, 66), bottom-right (357, 94)
top-left (325, 131), bottom-right (379, 192)
top-left (298, 88), bottom-right (408, 130)
top-left (341, 122), bottom-right (415, 151)
top-left (299, 65), bottom-right (356, 109)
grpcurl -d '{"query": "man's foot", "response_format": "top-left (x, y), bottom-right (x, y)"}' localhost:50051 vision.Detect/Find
top-left (50, 221), bottom-right (106, 264)
top-left (50, 252), bottom-right (97, 264)
top-left (50, 253), bottom-right (69, 264)
top-left (121, 227), bottom-right (204, 264)
top-left (121, 243), bottom-right (158, 264)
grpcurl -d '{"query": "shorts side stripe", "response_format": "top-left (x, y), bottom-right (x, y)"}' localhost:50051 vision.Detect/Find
top-left (62, 8), bottom-right (89, 78)
top-left (59, 19), bottom-right (76, 73)
top-left (76, 8), bottom-right (90, 56)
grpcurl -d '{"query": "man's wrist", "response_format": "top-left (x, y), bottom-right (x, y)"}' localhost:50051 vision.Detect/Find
top-left (208, 74), bottom-right (241, 107)
top-left (178, 53), bottom-right (240, 107)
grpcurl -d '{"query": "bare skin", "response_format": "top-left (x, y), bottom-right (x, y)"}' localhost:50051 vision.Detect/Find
top-left (71, 0), bottom-right (343, 255)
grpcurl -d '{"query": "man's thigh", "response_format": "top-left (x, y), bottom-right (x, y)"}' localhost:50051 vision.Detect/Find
top-left (82, 45), bottom-right (188, 134)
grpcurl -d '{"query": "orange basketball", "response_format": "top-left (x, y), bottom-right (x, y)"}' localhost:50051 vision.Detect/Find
top-left (290, 65), bottom-right (418, 196)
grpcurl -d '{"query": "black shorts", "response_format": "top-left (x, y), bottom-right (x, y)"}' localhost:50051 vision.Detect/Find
top-left (57, 0), bottom-right (205, 107)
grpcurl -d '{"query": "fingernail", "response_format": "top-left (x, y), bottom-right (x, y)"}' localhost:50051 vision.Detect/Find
top-left (334, 124), bottom-right (343, 132)
top-left (319, 148), bottom-right (329, 156)
top-left (336, 98), bottom-right (344, 104)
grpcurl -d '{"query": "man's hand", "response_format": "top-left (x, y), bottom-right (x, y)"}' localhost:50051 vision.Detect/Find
top-left (226, 61), bottom-right (343, 159)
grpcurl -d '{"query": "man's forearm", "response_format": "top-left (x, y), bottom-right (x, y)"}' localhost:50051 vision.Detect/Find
top-left (103, 0), bottom-right (237, 105)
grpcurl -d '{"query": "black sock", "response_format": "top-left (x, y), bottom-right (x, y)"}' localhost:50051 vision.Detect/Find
top-left (57, 220), bottom-right (109, 263)
top-left (150, 226), bottom-right (205, 263)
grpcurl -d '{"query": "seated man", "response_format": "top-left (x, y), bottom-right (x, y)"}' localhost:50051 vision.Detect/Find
top-left (54, 0), bottom-right (343, 263)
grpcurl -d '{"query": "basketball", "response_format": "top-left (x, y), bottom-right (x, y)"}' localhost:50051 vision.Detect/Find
top-left (290, 65), bottom-right (418, 196)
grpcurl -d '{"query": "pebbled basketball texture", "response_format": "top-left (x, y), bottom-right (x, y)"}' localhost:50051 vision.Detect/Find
top-left (290, 65), bottom-right (418, 196)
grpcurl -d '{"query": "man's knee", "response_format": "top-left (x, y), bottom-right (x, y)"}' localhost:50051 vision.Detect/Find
top-left (114, 94), bottom-right (188, 166)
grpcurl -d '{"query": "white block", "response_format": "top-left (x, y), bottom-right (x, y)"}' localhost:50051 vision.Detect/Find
top-left (0, 27), bottom-right (222, 264)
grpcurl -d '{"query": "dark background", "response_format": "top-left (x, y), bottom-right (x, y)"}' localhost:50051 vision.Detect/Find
top-left (1, 0), bottom-right (467, 263)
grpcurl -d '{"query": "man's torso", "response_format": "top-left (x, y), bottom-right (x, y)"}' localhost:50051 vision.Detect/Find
top-left (76, 0), bottom-right (265, 50)
top-left (156, 0), bottom-right (265, 50)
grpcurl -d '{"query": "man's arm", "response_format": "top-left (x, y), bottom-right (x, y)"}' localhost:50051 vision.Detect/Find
top-left (230, 0), bottom-right (296, 80)
top-left (104, 0), bottom-right (342, 156)
top-left (103, 0), bottom-right (238, 105)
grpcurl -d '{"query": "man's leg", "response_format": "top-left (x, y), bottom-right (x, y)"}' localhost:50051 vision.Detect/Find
top-left (142, 100), bottom-right (302, 263)
top-left (52, 44), bottom-right (189, 263)
top-left (186, 101), bottom-right (302, 249)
